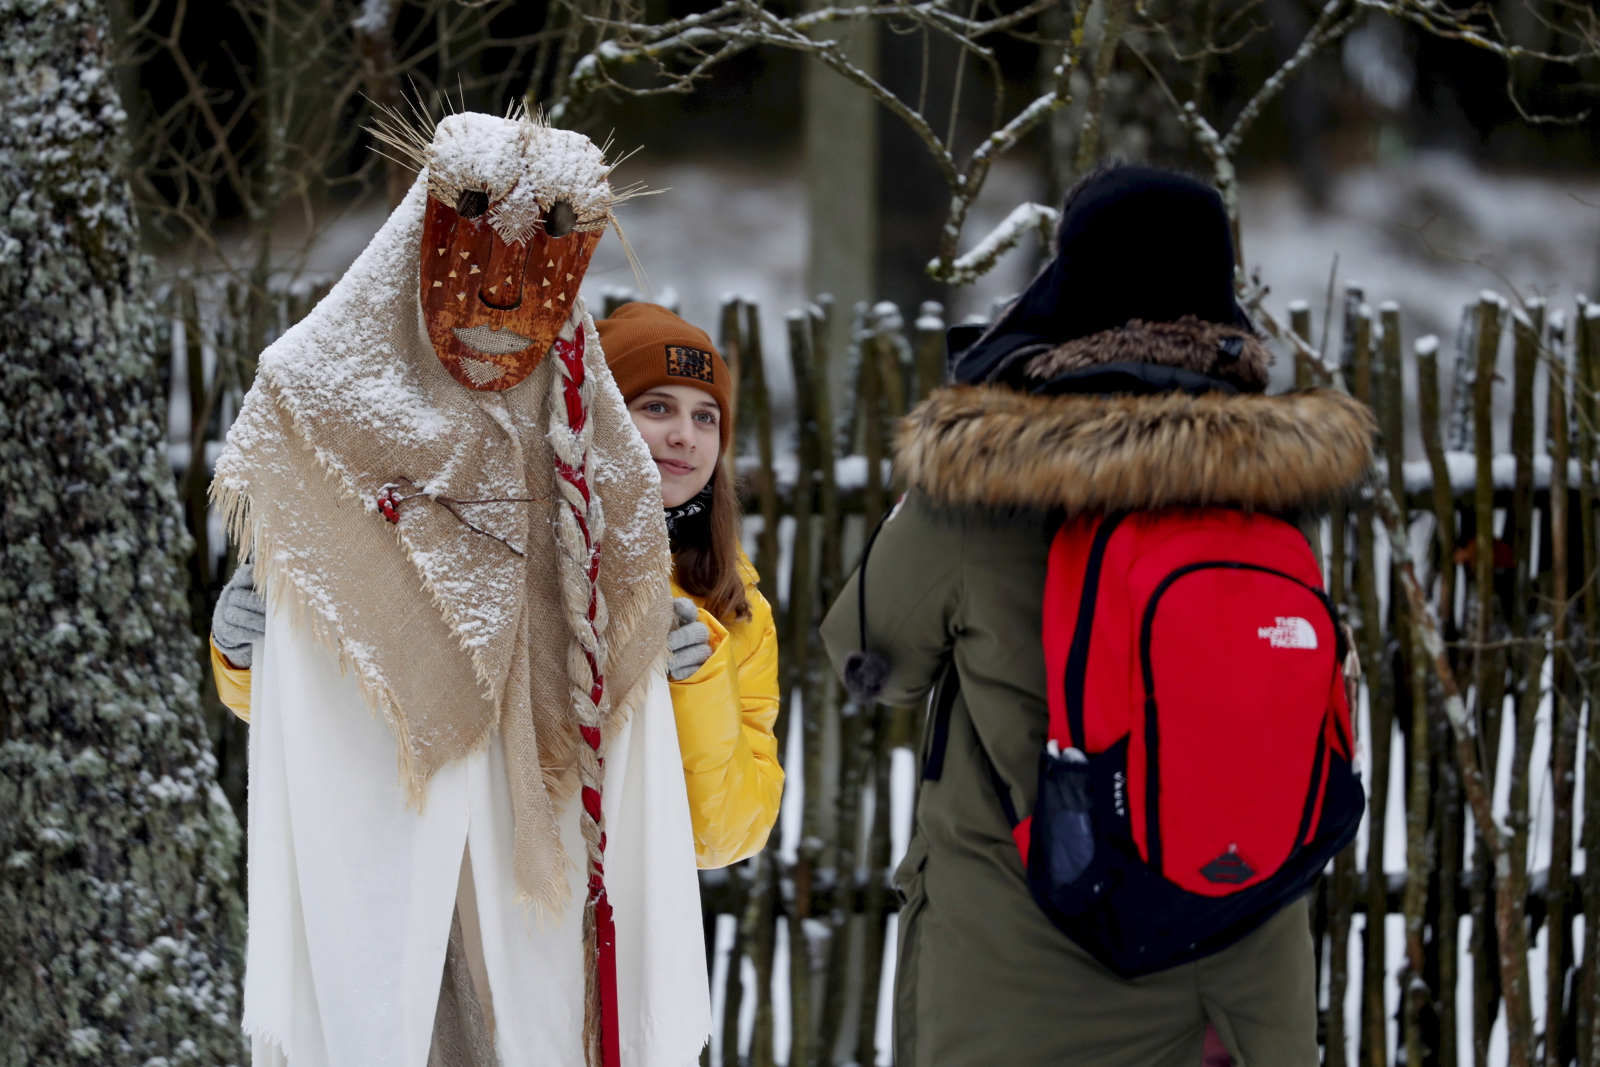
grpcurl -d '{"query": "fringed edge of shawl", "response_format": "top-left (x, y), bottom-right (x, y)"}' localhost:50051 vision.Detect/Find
top-left (240, 1021), bottom-right (293, 1066)
top-left (211, 478), bottom-right (472, 799)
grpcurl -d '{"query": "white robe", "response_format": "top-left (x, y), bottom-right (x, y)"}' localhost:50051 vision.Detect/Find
top-left (243, 609), bottom-right (710, 1067)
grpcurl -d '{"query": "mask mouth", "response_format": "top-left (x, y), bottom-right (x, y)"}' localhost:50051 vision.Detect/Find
top-left (457, 356), bottom-right (508, 386)
top-left (452, 325), bottom-right (536, 354)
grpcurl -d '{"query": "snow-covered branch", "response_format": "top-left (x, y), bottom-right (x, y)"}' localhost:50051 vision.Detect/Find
top-left (1351, 0), bottom-right (1598, 66)
top-left (934, 201), bottom-right (1059, 288)
top-left (1129, 0), bottom-right (1597, 283)
top-left (549, 0), bottom-right (1086, 288)
top-left (927, 41), bottom-right (1082, 283)
top-left (1218, 0), bottom-right (1357, 157)
top-left (551, 0), bottom-right (1600, 295)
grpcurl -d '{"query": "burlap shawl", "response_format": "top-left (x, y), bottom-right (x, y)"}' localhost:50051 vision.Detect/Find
top-left (212, 179), bottom-right (672, 912)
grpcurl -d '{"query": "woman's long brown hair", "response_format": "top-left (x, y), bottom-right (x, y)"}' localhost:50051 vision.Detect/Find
top-left (673, 459), bottom-right (750, 622)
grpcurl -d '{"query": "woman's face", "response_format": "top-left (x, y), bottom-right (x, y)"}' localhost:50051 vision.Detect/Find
top-left (627, 385), bottom-right (722, 507)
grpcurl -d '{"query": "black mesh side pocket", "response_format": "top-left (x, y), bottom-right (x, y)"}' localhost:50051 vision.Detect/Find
top-left (1029, 740), bottom-right (1130, 920)
top-left (1034, 746), bottom-right (1094, 887)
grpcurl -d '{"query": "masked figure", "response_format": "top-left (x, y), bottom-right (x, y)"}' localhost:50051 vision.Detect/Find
top-left (211, 110), bottom-right (708, 1067)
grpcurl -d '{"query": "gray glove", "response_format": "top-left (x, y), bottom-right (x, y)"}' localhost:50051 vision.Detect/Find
top-left (212, 562), bottom-right (266, 669)
top-left (667, 596), bottom-right (712, 681)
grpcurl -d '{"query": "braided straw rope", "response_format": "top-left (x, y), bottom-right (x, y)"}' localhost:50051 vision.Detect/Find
top-left (548, 323), bottom-right (617, 1067)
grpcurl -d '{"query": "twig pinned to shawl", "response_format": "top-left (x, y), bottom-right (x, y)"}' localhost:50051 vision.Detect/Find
top-left (377, 476), bottom-right (546, 557)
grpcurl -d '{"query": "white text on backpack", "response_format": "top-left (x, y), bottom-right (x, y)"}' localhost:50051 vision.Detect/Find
top-left (1257, 616), bottom-right (1318, 649)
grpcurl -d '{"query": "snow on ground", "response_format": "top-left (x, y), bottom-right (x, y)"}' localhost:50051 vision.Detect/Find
top-left (244, 150), bottom-right (1044, 400)
top-left (1244, 154), bottom-right (1600, 460)
top-left (594, 150), bottom-right (1600, 392)
top-left (1242, 155), bottom-right (1600, 463)
top-left (578, 155), bottom-right (807, 350)
top-left (1244, 152), bottom-right (1600, 346)
top-left (266, 150), bottom-right (1600, 439)
top-left (576, 151), bottom-right (1045, 381)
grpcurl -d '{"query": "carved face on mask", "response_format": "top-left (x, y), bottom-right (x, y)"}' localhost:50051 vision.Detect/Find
top-left (415, 113), bottom-right (614, 391)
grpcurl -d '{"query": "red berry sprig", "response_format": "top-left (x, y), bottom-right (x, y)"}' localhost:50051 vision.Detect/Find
top-left (377, 484), bottom-right (402, 524)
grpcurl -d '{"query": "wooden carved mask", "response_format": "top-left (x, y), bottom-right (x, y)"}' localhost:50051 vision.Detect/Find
top-left (414, 113), bottom-right (614, 391)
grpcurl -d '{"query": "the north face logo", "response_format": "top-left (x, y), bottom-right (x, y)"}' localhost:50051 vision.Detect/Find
top-left (666, 344), bottom-right (715, 383)
top-left (1257, 616), bottom-right (1317, 649)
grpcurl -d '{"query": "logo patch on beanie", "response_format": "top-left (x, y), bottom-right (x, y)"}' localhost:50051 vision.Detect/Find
top-left (666, 344), bottom-right (715, 384)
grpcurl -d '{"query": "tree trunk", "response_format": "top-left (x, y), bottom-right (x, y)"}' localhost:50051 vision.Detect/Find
top-left (804, 3), bottom-right (877, 401)
top-left (0, 4), bottom-right (247, 1065)
top-left (354, 0), bottom-right (413, 208)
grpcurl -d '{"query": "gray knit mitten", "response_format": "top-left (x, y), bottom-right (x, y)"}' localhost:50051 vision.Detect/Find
top-left (667, 596), bottom-right (712, 681)
top-left (212, 562), bottom-right (267, 668)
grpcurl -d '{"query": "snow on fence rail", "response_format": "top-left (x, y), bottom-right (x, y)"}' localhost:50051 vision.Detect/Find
top-left (163, 278), bottom-right (1600, 1067)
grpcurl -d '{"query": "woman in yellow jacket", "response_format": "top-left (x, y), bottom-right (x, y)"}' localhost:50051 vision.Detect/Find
top-left (598, 301), bottom-right (782, 867)
top-left (212, 301), bottom-right (782, 870)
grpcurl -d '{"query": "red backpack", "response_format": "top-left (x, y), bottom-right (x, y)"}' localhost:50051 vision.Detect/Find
top-left (1012, 508), bottom-right (1363, 977)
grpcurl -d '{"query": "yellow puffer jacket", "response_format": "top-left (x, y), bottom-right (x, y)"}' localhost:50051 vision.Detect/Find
top-left (668, 551), bottom-right (782, 867)
top-left (209, 550), bottom-right (782, 870)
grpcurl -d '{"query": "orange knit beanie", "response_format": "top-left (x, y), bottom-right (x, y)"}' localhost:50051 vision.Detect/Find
top-left (597, 302), bottom-right (732, 451)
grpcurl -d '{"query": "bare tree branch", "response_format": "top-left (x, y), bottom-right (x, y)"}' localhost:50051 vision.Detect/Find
top-left (545, 0), bottom-right (1088, 284)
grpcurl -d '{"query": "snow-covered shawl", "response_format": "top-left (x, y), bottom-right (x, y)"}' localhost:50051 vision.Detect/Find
top-left (211, 174), bottom-right (672, 914)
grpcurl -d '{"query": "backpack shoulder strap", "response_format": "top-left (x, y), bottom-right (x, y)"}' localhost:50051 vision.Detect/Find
top-left (921, 661), bottom-right (1021, 828)
top-left (921, 657), bottom-right (960, 782)
top-left (1061, 511), bottom-right (1127, 750)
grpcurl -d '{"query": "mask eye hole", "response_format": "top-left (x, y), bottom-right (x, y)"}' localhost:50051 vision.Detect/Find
top-left (544, 200), bottom-right (576, 237)
top-left (456, 189), bottom-right (489, 219)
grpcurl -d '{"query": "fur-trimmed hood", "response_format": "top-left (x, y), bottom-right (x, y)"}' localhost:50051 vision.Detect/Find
top-left (899, 319), bottom-right (1375, 513)
top-left (1022, 315), bottom-right (1272, 393)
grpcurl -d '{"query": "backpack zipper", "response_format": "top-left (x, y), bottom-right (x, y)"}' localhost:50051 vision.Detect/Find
top-left (1061, 512), bottom-right (1128, 750)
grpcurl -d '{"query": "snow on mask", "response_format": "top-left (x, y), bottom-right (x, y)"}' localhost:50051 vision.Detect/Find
top-left (411, 112), bottom-right (613, 391)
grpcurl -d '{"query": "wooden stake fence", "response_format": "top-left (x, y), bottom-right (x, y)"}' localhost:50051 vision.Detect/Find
top-left (705, 287), bottom-right (1600, 1067)
top-left (164, 281), bottom-right (1600, 1067)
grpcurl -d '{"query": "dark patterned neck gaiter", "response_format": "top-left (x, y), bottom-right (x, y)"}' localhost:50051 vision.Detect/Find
top-left (664, 482), bottom-right (713, 551)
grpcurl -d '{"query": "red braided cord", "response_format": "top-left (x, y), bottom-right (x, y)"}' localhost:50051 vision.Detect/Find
top-left (553, 326), bottom-right (621, 1067)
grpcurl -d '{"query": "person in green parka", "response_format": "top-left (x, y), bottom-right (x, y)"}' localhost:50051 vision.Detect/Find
top-left (820, 165), bottom-right (1375, 1067)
